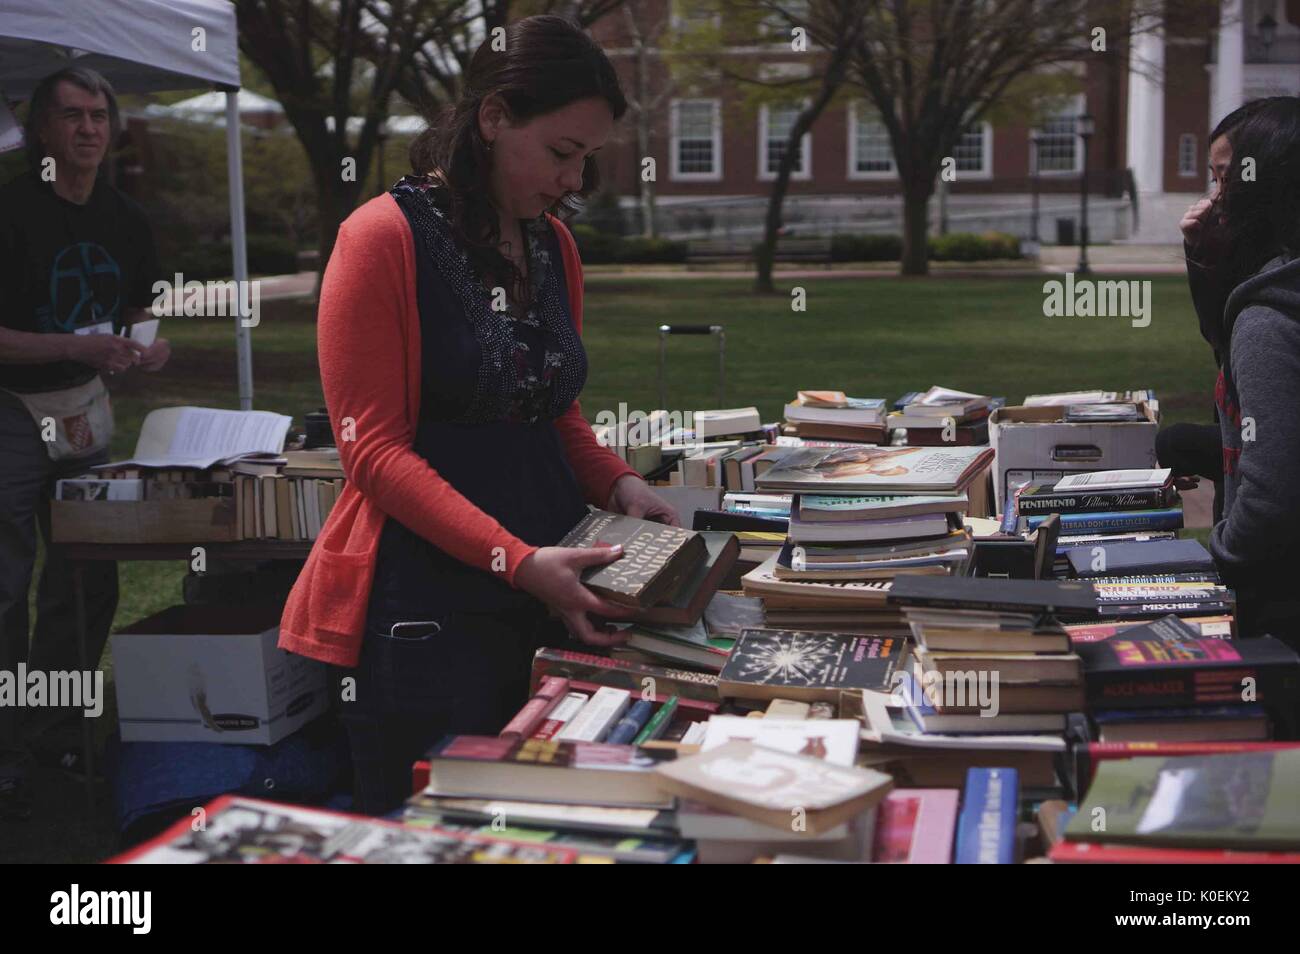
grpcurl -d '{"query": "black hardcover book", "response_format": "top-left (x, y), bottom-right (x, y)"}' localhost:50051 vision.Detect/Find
top-left (903, 419), bottom-right (990, 446)
top-left (886, 575), bottom-right (1099, 615)
top-left (1066, 539), bottom-right (1214, 578)
top-left (692, 509), bottom-right (789, 533)
top-left (558, 509), bottom-right (708, 609)
top-left (717, 628), bottom-right (907, 703)
top-left (1017, 481), bottom-right (1175, 515)
top-left (1093, 600), bottom-right (1236, 618)
top-left (1077, 614), bottom-right (1300, 711)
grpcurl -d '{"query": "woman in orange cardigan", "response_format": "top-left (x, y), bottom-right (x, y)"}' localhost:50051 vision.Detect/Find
top-left (279, 15), bottom-right (677, 812)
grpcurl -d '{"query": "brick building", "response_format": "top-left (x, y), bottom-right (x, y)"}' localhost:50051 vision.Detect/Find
top-left (588, 1), bottom-right (1300, 243)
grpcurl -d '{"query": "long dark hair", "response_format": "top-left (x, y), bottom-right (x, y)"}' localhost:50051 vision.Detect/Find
top-left (408, 15), bottom-right (626, 299)
top-left (1212, 97), bottom-right (1300, 294)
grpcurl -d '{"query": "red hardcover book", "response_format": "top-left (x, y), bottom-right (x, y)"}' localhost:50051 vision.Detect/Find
top-left (1050, 840), bottom-right (1300, 864)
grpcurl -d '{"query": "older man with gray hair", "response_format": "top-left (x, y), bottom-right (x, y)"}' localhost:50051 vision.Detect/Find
top-left (0, 67), bottom-right (170, 803)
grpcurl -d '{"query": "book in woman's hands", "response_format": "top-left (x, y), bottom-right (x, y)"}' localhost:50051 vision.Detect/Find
top-left (557, 508), bottom-right (708, 609)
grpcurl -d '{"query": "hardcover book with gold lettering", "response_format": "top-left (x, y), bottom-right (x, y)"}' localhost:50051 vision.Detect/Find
top-left (557, 508), bottom-right (709, 609)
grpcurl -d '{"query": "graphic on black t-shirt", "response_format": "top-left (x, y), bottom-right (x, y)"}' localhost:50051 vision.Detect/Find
top-left (39, 241), bottom-right (123, 333)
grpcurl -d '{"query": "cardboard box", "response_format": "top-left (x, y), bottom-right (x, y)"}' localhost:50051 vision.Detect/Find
top-left (989, 402), bottom-right (1159, 514)
top-left (52, 497), bottom-right (239, 544)
top-left (112, 604), bottom-right (328, 745)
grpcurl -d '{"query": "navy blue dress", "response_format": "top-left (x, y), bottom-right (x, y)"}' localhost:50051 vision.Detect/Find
top-left (365, 175), bottom-right (591, 628)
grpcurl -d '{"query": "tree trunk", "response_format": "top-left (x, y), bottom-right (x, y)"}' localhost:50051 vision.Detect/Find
top-left (637, 115), bottom-right (656, 238)
top-left (754, 172), bottom-right (790, 294)
top-left (310, 159), bottom-right (363, 299)
top-left (900, 186), bottom-right (932, 277)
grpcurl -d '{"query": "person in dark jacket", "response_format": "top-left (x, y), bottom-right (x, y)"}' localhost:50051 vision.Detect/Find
top-left (1191, 97), bottom-right (1300, 644)
top-left (1158, 100), bottom-right (1271, 523)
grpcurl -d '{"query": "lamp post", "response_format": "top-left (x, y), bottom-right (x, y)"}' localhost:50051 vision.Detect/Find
top-left (1076, 113), bottom-right (1095, 276)
top-left (1029, 130), bottom-right (1043, 245)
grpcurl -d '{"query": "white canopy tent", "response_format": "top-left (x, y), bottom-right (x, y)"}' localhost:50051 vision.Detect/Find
top-left (0, 0), bottom-right (257, 409)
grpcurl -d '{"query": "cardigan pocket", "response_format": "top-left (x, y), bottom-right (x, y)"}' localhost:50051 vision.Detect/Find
top-left (308, 545), bottom-right (374, 641)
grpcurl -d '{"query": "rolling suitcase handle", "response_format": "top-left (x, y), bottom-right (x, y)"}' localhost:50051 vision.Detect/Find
top-left (657, 323), bottom-right (725, 412)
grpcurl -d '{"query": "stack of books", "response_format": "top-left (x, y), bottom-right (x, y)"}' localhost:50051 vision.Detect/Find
top-left (885, 577), bottom-right (1094, 760)
top-left (656, 736), bottom-right (894, 864)
top-left (1074, 613), bottom-right (1300, 743)
top-left (740, 553), bottom-right (907, 635)
top-left (667, 714), bottom-right (888, 863)
top-left (754, 445), bottom-right (992, 585)
top-left (854, 683), bottom-right (1067, 792)
top-left (620, 591), bottom-right (765, 671)
top-left (782, 390), bottom-right (887, 444)
top-left (1012, 468), bottom-right (1182, 538)
top-left (888, 386), bottom-right (1002, 446)
top-left (69, 448), bottom-right (346, 541)
top-left (1084, 573), bottom-right (1236, 622)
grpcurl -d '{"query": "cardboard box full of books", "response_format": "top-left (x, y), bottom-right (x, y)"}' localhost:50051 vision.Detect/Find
top-left (989, 402), bottom-right (1159, 514)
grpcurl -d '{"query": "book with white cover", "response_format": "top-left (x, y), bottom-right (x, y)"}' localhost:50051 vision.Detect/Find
top-left (693, 407), bottom-right (761, 438)
top-left (701, 716), bottom-right (861, 766)
top-left (554, 686), bottom-right (631, 742)
top-left (1053, 469), bottom-right (1171, 492)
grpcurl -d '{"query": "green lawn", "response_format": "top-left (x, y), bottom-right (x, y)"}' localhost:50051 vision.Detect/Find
top-left (93, 271), bottom-right (1216, 638)
top-left (20, 271), bottom-right (1215, 861)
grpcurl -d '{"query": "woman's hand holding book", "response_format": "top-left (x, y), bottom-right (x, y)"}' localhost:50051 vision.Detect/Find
top-left (514, 544), bottom-right (638, 647)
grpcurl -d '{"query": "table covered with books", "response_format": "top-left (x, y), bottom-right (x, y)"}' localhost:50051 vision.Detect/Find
top-left (63, 391), bottom-right (1300, 865)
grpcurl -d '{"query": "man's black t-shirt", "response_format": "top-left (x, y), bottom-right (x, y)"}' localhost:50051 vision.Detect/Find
top-left (0, 171), bottom-right (160, 392)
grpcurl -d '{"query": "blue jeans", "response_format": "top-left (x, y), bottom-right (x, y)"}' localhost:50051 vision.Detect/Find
top-left (334, 604), bottom-right (573, 814)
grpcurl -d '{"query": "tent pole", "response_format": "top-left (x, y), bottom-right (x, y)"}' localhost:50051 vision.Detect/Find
top-left (225, 88), bottom-right (254, 410)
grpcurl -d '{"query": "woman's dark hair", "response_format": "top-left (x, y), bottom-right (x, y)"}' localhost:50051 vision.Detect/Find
top-left (1208, 99), bottom-right (1270, 148)
top-left (1213, 96), bottom-right (1300, 293)
top-left (409, 14), bottom-right (627, 299)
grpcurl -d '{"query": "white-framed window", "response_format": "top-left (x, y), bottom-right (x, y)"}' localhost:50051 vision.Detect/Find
top-left (759, 100), bottom-right (811, 180)
top-left (670, 0), bottom-right (722, 35)
top-left (670, 98), bottom-right (722, 181)
top-left (1030, 96), bottom-right (1086, 175)
top-left (1178, 133), bottom-right (1198, 177)
top-left (758, 0), bottom-right (810, 41)
top-left (847, 100), bottom-right (896, 179)
top-left (952, 122), bottom-right (993, 178)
